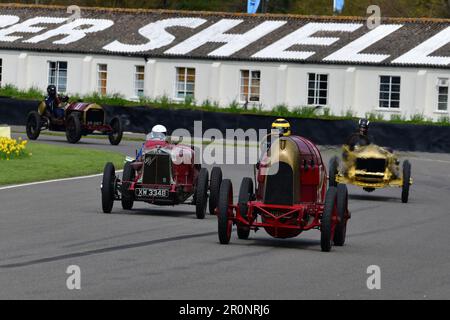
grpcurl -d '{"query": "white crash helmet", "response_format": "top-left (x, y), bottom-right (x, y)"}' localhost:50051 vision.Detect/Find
top-left (147, 125), bottom-right (168, 141)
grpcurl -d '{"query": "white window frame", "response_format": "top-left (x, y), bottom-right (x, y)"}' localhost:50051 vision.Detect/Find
top-left (134, 65), bottom-right (145, 98)
top-left (97, 64), bottom-right (108, 95)
top-left (437, 78), bottom-right (449, 112)
top-left (307, 73), bottom-right (329, 106)
top-left (48, 61), bottom-right (68, 93)
top-left (175, 67), bottom-right (196, 101)
top-left (379, 76), bottom-right (401, 109)
top-left (239, 69), bottom-right (261, 104)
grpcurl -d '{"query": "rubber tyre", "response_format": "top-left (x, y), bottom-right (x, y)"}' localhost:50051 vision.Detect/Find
top-left (66, 113), bottom-right (82, 144)
top-left (108, 117), bottom-right (123, 146)
top-left (402, 160), bottom-right (411, 204)
top-left (321, 187), bottom-right (337, 252)
top-left (237, 177), bottom-right (253, 240)
top-left (218, 179), bottom-right (233, 245)
top-left (195, 168), bottom-right (209, 219)
top-left (329, 156), bottom-right (339, 187)
top-left (209, 167), bottom-right (223, 215)
top-left (102, 163), bottom-right (116, 214)
top-left (121, 162), bottom-right (135, 210)
top-left (26, 111), bottom-right (41, 140)
top-left (333, 184), bottom-right (348, 246)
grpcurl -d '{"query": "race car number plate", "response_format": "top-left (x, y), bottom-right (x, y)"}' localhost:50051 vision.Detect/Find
top-left (135, 188), bottom-right (169, 198)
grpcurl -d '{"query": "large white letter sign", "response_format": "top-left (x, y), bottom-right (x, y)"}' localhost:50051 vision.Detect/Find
top-left (165, 19), bottom-right (286, 57)
top-left (252, 22), bottom-right (362, 60)
top-left (324, 24), bottom-right (403, 63)
top-left (103, 18), bottom-right (206, 53)
top-left (25, 18), bottom-right (114, 44)
top-left (392, 26), bottom-right (450, 66)
top-left (0, 15), bottom-right (19, 29)
top-left (0, 17), bottom-right (67, 42)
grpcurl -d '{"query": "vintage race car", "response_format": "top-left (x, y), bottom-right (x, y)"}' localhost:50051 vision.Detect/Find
top-left (329, 144), bottom-right (412, 203)
top-left (26, 100), bottom-right (123, 145)
top-left (101, 136), bottom-right (223, 219)
top-left (217, 135), bottom-right (350, 252)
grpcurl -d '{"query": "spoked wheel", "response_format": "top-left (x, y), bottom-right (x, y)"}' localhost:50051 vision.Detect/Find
top-left (402, 160), bottom-right (411, 204)
top-left (121, 162), bottom-right (135, 210)
top-left (195, 168), bottom-right (209, 219)
top-left (101, 163), bottom-right (116, 214)
top-left (328, 156), bottom-right (339, 187)
top-left (218, 179), bottom-right (234, 245)
top-left (108, 117), bottom-right (123, 146)
top-left (26, 111), bottom-right (42, 140)
top-left (209, 167), bottom-right (223, 215)
top-left (66, 113), bottom-right (82, 144)
top-left (237, 177), bottom-right (253, 240)
top-left (321, 187), bottom-right (338, 252)
top-left (333, 184), bottom-right (349, 246)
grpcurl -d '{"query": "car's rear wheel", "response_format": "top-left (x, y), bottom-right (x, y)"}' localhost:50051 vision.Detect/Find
top-left (209, 167), bottom-right (222, 215)
top-left (102, 163), bottom-right (116, 214)
top-left (328, 156), bottom-right (339, 187)
top-left (334, 184), bottom-right (348, 246)
top-left (195, 168), bottom-right (209, 220)
top-left (402, 160), bottom-right (411, 204)
top-left (237, 177), bottom-right (253, 240)
top-left (66, 113), bottom-right (82, 144)
top-left (218, 179), bottom-right (234, 245)
top-left (26, 111), bottom-right (41, 140)
top-left (108, 117), bottom-right (123, 146)
top-left (321, 187), bottom-right (338, 252)
top-left (121, 162), bottom-right (135, 210)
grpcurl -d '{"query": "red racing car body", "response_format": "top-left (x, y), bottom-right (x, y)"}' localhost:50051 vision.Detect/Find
top-left (101, 137), bottom-right (223, 219)
top-left (217, 135), bottom-right (351, 252)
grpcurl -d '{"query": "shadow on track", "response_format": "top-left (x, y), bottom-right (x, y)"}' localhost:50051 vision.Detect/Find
top-left (349, 193), bottom-right (401, 203)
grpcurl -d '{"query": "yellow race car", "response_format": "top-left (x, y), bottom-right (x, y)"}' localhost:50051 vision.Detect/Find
top-left (329, 144), bottom-right (412, 203)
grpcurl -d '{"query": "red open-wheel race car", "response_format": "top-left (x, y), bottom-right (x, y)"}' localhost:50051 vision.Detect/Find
top-left (101, 135), bottom-right (223, 219)
top-left (217, 135), bottom-right (351, 252)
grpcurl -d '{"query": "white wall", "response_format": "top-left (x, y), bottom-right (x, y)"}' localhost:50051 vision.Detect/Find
top-left (0, 49), bottom-right (449, 121)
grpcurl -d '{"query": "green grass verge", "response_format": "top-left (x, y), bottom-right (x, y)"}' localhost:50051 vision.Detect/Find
top-left (0, 142), bottom-right (125, 186)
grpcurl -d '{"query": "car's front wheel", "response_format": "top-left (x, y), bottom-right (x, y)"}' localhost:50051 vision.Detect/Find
top-left (102, 163), bottom-right (116, 214)
top-left (66, 113), bottom-right (82, 144)
top-left (402, 160), bottom-right (412, 204)
top-left (121, 162), bottom-right (135, 210)
top-left (108, 117), bottom-right (123, 146)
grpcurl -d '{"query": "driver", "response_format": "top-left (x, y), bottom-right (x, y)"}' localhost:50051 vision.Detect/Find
top-left (346, 118), bottom-right (372, 151)
top-left (147, 124), bottom-right (168, 141)
top-left (266, 118), bottom-right (291, 150)
top-left (137, 125), bottom-right (168, 159)
top-left (44, 85), bottom-right (69, 119)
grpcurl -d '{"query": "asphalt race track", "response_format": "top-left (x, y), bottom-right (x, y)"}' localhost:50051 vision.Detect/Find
top-left (1, 133), bottom-right (450, 300)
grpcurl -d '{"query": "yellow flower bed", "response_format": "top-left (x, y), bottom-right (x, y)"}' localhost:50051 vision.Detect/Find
top-left (0, 137), bottom-right (29, 160)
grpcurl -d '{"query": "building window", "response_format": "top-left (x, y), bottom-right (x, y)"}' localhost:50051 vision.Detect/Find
top-left (97, 64), bottom-right (108, 95)
top-left (438, 78), bottom-right (449, 111)
top-left (307, 73), bottom-right (328, 106)
top-left (379, 76), bottom-right (401, 109)
top-left (48, 61), bottom-right (67, 93)
top-left (175, 67), bottom-right (195, 100)
top-left (240, 70), bottom-right (261, 103)
top-left (135, 66), bottom-right (145, 97)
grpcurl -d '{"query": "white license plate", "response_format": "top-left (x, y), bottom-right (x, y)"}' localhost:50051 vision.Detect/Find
top-left (135, 188), bottom-right (170, 198)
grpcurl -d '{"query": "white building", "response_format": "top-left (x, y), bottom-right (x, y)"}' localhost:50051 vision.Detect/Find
top-left (0, 4), bottom-right (449, 120)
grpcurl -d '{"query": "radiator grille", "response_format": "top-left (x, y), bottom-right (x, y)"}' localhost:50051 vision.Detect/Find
top-left (143, 153), bottom-right (172, 185)
top-left (356, 158), bottom-right (386, 173)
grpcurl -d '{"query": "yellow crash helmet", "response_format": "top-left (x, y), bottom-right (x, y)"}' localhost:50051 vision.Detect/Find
top-left (272, 118), bottom-right (291, 137)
